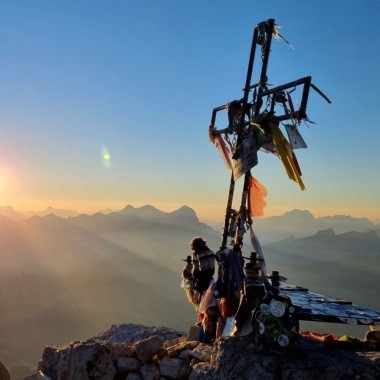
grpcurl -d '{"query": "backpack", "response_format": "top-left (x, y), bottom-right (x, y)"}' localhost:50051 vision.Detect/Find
top-left (215, 248), bottom-right (246, 300)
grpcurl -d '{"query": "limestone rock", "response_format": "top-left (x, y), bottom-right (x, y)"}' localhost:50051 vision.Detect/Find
top-left (38, 341), bottom-right (115, 380)
top-left (126, 373), bottom-right (142, 380)
top-left (164, 336), bottom-right (187, 348)
top-left (140, 363), bottom-right (160, 380)
top-left (135, 335), bottom-right (165, 364)
top-left (188, 343), bottom-right (213, 362)
top-left (167, 341), bottom-right (200, 358)
top-left (111, 342), bottom-right (136, 359)
top-left (189, 363), bottom-right (217, 380)
top-left (29, 323), bottom-right (380, 380)
top-left (159, 357), bottom-right (190, 379)
top-left (116, 357), bottom-right (141, 375)
top-left (0, 361), bottom-right (10, 380)
top-left (95, 323), bottom-right (184, 344)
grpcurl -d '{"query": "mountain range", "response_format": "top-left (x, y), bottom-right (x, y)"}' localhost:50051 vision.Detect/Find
top-left (248, 209), bottom-right (379, 243)
top-left (0, 204), bottom-right (379, 373)
top-left (2, 205), bottom-right (379, 240)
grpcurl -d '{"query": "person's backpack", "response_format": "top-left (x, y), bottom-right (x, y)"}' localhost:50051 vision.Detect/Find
top-left (215, 248), bottom-right (245, 301)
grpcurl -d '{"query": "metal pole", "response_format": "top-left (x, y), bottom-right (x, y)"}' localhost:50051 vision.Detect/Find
top-left (254, 18), bottom-right (275, 117)
top-left (220, 25), bottom-right (259, 249)
top-left (242, 27), bottom-right (259, 104)
top-left (234, 19), bottom-right (276, 247)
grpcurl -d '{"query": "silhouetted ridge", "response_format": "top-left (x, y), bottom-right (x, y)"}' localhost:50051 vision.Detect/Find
top-left (283, 209), bottom-right (315, 220)
top-left (315, 228), bottom-right (335, 236)
top-left (117, 204), bottom-right (201, 226)
top-left (339, 230), bottom-right (379, 241)
top-left (120, 204), bottom-right (164, 218)
top-left (0, 206), bottom-right (23, 222)
top-left (170, 206), bottom-right (199, 223)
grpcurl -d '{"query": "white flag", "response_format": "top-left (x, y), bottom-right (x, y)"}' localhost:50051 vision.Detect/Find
top-left (284, 124), bottom-right (308, 149)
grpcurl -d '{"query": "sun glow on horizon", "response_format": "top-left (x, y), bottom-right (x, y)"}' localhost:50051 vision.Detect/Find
top-left (0, 166), bottom-right (18, 197)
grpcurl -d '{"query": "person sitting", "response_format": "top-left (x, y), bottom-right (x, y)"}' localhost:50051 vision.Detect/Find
top-left (190, 237), bottom-right (215, 293)
top-left (188, 237), bottom-right (218, 342)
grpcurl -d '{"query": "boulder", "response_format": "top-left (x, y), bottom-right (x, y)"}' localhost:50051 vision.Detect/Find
top-left (135, 335), bottom-right (165, 364)
top-left (116, 357), bottom-right (141, 375)
top-left (139, 363), bottom-right (160, 380)
top-left (30, 323), bottom-right (380, 380)
top-left (167, 341), bottom-right (200, 358)
top-left (38, 341), bottom-right (115, 380)
top-left (159, 357), bottom-right (190, 379)
top-left (0, 361), bottom-right (10, 380)
top-left (188, 343), bottom-right (213, 362)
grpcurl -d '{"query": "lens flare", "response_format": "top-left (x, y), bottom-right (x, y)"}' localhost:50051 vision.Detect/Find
top-left (101, 146), bottom-right (111, 168)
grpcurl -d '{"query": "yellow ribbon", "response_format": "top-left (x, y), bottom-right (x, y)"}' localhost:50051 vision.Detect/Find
top-left (269, 121), bottom-right (306, 191)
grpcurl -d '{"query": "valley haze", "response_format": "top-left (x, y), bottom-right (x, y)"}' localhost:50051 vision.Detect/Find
top-left (1, 204), bottom-right (379, 375)
top-left (1, 204), bottom-right (379, 247)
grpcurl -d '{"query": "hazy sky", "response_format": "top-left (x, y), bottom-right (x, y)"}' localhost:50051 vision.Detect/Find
top-left (0, 1), bottom-right (379, 224)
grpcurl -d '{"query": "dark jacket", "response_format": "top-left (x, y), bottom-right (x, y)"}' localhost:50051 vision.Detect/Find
top-left (192, 247), bottom-right (215, 292)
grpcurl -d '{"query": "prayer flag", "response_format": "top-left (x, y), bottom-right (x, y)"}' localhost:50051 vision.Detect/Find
top-left (248, 176), bottom-right (267, 217)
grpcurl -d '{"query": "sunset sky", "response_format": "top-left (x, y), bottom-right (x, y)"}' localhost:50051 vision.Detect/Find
top-left (0, 1), bottom-right (379, 224)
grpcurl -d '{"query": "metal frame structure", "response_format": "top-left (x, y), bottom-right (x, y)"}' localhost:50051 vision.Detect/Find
top-left (208, 20), bottom-right (380, 331)
top-left (210, 19), bottom-right (331, 250)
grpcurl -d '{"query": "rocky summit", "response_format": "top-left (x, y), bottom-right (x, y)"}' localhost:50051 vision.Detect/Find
top-left (5, 323), bottom-right (379, 380)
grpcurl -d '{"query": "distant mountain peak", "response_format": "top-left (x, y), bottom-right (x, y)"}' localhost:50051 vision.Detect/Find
top-left (0, 205), bottom-right (16, 212)
top-left (119, 205), bottom-right (199, 224)
top-left (315, 228), bottom-right (336, 236)
top-left (121, 204), bottom-right (163, 217)
top-left (170, 205), bottom-right (199, 222)
top-left (283, 209), bottom-right (315, 219)
top-left (0, 205), bottom-right (24, 221)
top-left (27, 213), bottom-right (64, 224)
top-left (339, 230), bottom-right (380, 241)
top-left (22, 207), bottom-right (81, 219)
top-left (140, 204), bottom-right (161, 212)
top-left (321, 214), bottom-right (371, 222)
